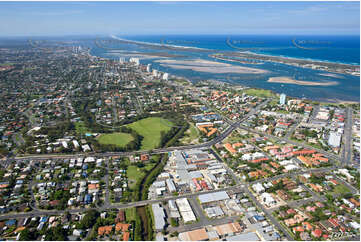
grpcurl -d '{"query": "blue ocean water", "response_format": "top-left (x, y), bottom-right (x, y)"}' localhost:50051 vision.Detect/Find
top-left (125, 35), bottom-right (360, 65)
top-left (90, 34), bottom-right (360, 102)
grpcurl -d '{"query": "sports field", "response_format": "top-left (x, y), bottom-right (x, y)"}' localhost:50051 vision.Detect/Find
top-left (127, 117), bottom-right (173, 150)
top-left (97, 132), bottom-right (134, 147)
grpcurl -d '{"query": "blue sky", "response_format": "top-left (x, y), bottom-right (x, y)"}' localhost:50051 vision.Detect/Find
top-left (0, 1), bottom-right (359, 36)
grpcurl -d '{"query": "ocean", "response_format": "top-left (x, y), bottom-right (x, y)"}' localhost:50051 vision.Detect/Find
top-left (90, 34), bottom-right (360, 102)
top-left (124, 35), bottom-right (360, 65)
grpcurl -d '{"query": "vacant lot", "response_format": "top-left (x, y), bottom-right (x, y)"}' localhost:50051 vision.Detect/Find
top-left (127, 117), bottom-right (173, 150)
top-left (330, 184), bottom-right (351, 197)
top-left (180, 123), bottom-right (200, 144)
top-left (97, 132), bottom-right (134, 147)
top-left (244, 88), bottom-right (276, 98)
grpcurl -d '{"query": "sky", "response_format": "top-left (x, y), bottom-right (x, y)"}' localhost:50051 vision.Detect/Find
top-left (0, 1), bottom-right (359, 36)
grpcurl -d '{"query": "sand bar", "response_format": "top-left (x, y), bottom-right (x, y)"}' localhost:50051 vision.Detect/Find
top-left (267, 76), bottom-right (338, 86)
top-left (155, 58), bottom-right (267, 74)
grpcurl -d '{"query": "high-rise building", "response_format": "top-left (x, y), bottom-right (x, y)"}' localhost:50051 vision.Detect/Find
top-left (280, 93), bottom-right (286, 105)
top-left (147, 64), bottom-right (151, 73)
top-left (129, 57), bottom-right (140, 66)
top-left (162, 73), bottom-right (169, 81)
top-left (152, 69), bottom-right (158, 77)
top-left (119, 57), bottom-right (126, 64)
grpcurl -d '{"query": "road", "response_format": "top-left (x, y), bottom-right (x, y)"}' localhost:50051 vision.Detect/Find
top-left (342, 107), bottom-right (353, 166)
top-left (12, 99), bottom-right (270, 162)
top-left (284, 117), bottom-right (301, 139)
top-left (0, 183), bottom-right (243, 221)
top-left (1, 95), bottom-right (357, 240)
top-left (244, 186), bottom-right (294, 240)
top-left (238, 125), bottom-right (342, 163)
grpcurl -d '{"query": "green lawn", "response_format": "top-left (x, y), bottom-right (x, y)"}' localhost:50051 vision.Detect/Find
top-left (127, 117), bottom-right (173, 150)
top-left (244, 88), bottom-right (276, 98)
top-left (330, 184), bottom-right (351, 196)
top-left (75, 122), bottom-right (90, 136)
top-left (126, 163), bottom-right (156, 189)
top-left (127, 165), bottom-right (145, 180)
top-left (180, 123), bottom-right (200, 144)
top-left (97, 132), bottom-right (134, 147)
top-left (125, 207), bottom-right (137, 222)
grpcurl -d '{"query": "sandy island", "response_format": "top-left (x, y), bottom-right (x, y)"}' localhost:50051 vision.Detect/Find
top-left (267, 77), bottom-right (338, 86)
top-left (155, 58), bottom-right (267, 74)
top-left (318, 73), bottom-right (344, 79)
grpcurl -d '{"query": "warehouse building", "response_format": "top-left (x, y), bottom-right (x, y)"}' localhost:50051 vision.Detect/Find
top-left (175, 198), bottom-right (196, 223)
top-left (198, 191), bottom-right (230, 205)
top-left (152, 203), bottom-right (166, 232)
top-left (179, 228), bottom-right (209, 241)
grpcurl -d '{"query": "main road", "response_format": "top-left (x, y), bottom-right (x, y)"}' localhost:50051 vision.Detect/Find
top-left (11, 99), bottom-right (271, 161)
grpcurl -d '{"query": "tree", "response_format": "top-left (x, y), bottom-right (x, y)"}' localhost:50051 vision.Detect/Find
top-left (78, 209), bottom-right (100, 229)
top-left (44, 225), bottom-right (68, 241)
top-left (19, 228), bottom-right (38, 241)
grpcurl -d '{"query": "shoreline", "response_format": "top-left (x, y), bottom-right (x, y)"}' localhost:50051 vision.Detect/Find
top-left (243, 50), bottom-right (359, 67)
top-left (89, 48), bottom-right (359, 104)
top-left (113, 35), bottom-right (359, 67)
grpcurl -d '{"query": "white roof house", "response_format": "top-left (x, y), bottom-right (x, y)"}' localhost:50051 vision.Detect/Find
top-left (260, 193), bottom-right (276, 207)
top-left (252, 183), bottom-right (265, 194)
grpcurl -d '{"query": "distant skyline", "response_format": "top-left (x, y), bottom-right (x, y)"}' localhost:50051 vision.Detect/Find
top-left (0, 1), bottom-right (359, 36)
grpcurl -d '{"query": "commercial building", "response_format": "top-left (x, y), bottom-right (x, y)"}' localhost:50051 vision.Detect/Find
top-left (213, 222), bottom-right (243, 237)
top-left (226, 232), bottom-right (260, 241)
top-left (162, 73), bottom-right (169, 81)
top-left (168, 200), bottom-right (181, 218)
top-left (179, 228), bottom-right (209, 241)
top-left (152, 203), bottom-right (166, 232)
top-left (198, 191), bottom-right (229, 204)
top-left (328, 131), bottom-right (341, 148)
top-left (280, 93), bottom-right (286, 105)
top-left (175, 198), bottom-right (196, 223)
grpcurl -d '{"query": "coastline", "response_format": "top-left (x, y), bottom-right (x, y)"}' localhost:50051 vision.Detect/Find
top-left (110, 35), bottom-right (211, 52)
top-left (113, 35), bottom-right (360, 67)
top-left (245, 49), bottom-right (360, 67)
top-left (89, 44), bottom-right (359, 104)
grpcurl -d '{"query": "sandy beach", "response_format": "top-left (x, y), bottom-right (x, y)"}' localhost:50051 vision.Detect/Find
top-left (155, 58), bottom-right (267, 74)
top-left (267, 76), bottom-right (338, 86)
top-left (318, 73), bottom-right (344, 78)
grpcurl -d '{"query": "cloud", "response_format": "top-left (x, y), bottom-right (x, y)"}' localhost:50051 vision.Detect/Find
top-left (288, 5), bottom-right (328, 15)
top-left (30, 10), bottom-right (84, 16)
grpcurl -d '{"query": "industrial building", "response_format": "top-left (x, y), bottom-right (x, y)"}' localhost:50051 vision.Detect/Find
top-left (198, 191), bottom-right (230, 204)
top-left (175, 198), bottom-right (196, 223)
top-left (152, 203), bottom-right (166, 232)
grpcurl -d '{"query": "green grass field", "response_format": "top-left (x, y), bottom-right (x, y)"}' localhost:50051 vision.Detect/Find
top-left (127, 163), bottom-right (156, 189)
top-left (244, 88), bottom-right (276, 98)
top-left (127, 117), bottom-right (173, 150)
top-left (97, 132), bottom-right (134, 147)
top-left (75, 122), bottom-right (90, 136)
top-left (330, 184), bottom-right (351, 196)
top-left (125, 207), bottom-right (137, 222)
